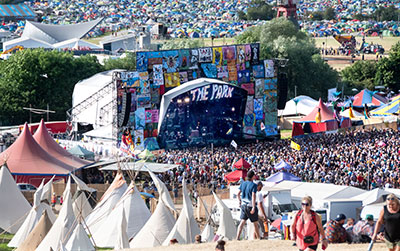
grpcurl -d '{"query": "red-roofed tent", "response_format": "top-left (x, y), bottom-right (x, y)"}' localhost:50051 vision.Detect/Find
top-left (0, 123), bottom-right (77, 186)
top-left (352, 89), bottom-right (387, 108)
top-left (233, 158), bottom-right (251, 170)
top-left (224, 169), bottom-right (247, 183)
top-left (292, 99), bottom-right (351, 137)
top-left (33, 119), bottom-right (91, 168)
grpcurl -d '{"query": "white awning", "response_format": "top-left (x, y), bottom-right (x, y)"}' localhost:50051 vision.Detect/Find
top-left (100, 162), bottom-right (180, 173)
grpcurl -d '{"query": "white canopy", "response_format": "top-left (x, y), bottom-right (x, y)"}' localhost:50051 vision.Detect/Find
top-left (0, 165), bottom-right (31, 234)
top-left (53, 38), bottom-right (101, 50)
top-left (162, 179), bottom-right (200, 245)
top-left (3, 37), bottom-right (54, 51)
top-left (279, 95), bottom-right (319, 116)
top-left (340, 108), bottom-right (364, 118)
top-left (351, 188), bottom-right (390, 206)
top-left (71, 70), bottom-right (117, 127)
top-left (158, 78), bottom-right (235, 132)
top-left (100, 162), bottom-right (180, 173)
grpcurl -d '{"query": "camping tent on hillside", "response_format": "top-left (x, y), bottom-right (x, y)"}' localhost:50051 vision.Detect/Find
top-left (33, 119), bottom-right (91, 168)
top-left (279, 96), bottom-right (319, 116)
top-left (292, 99), bottom-right (351, 137)
top-left (0, 123), bottom-right (76, 186)
top-left (0, 165), bottom-right (31, 234)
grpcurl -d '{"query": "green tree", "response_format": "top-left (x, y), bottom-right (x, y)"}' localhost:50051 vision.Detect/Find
top-left (323, 7), bottom-right (336, 20)
top-left (237, 0), bottom-right (275, 21)
top-left (236, 18), bottom-right (338, 99)
top-left (0, 49), bottom-right (103, 125)
top-left (103, 52), bottom-right (136, 71)
top-left (373, 6), bottom-right (399, 21)
top-left (161, 39), bottom-right (205, 50)
top-left (340, 60), bottom-right (377, 91)
top-left (375, 42), bottom-right (400, 91)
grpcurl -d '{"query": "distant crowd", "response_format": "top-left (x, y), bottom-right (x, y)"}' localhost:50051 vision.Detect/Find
top-left (154, 128), bottom-right (400, 190)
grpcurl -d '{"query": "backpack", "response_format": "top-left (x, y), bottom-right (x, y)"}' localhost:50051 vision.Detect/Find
top-left (295, 209), bottom-right (320, 235)
top-left (296, 209), bottom-right (318, 226)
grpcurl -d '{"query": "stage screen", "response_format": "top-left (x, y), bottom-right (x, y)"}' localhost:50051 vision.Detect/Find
top-left (158, 82), bottom-right (248, 149)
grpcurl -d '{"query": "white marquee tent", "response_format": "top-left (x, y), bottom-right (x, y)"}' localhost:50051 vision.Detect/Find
top-left (279, 95), bottom-right (319, 117)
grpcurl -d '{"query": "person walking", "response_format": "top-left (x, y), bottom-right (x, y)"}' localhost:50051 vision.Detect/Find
top-left (372, 193), bottom-right (400, 251)
top-left (291, 196), bottom-right (328, 251)
top-left (236, 170), bottom-right (260, 240)
top-left (256, 181), bottom-right (268, 239)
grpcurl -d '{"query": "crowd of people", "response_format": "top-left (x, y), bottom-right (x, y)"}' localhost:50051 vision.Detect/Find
top-left (154, 127), bottom-right (400, 191)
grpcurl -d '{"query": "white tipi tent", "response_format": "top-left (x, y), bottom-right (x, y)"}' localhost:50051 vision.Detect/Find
top-left (71, 173), bottom-right (95, 219)
top-left (92, 183), bottom-right (151, 247)
top-left (201, 223), bottom-right (215, 243)
top-left (64, 222), bottom-right (95, 251)
top-left (114, 205), bottom-right (130, 250)
top-left (0, 165), bottom-right (31, 234)
top-left (130, 170), bottom-right (176, 248)
top-left (36, 177), bottom-right (76, 251)
top-left (85, 172), bottom-right (127, 235)
top-left (213, 191), bottom-right (236, 240)
top-left (16, 210), bottom-right (53, 251)
top-left (162, 179), bottom-right (200, 245)
top-left (8, 179), bottom-right (56, 248)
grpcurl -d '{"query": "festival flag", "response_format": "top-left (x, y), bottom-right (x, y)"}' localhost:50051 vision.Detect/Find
top-left (230, 140), bottom-right (237, 149)
top-left (290, 140), bottom-right (301, 151)
top-left (349, 107), bottom-right (355, 119)
top-left (226, 127), bottom-right (233, 135)
top-left (315, 108), bottom-right (321, 123)
top-left (364, 104), bottom-right (369, 119)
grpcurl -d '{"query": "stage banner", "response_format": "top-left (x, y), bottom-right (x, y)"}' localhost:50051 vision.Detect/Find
top-left (255, 79), bottom-right (264, 98)
top-left (135, 108), bottom-right (146, 129)
top-left (213, 47), bottom-right (223, 66)
top-left (264, 59), bottom-right (275, 78)
top-left (162, 50), bottom-right (179, 73)
top-left (153, 64), bottom-right (164, 86)
top-left (134, 129), bottom-right (144, 150)
top-left (146, 110), bottom-right (159, 123)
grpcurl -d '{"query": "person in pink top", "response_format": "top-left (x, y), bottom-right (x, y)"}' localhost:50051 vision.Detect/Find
top-left (290, 196), bottom-right (328, 251)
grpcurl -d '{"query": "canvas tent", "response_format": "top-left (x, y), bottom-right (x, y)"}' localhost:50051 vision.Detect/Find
top-left (85, 172), bottom-right (127, 237)
top-left (16, 210), bottom-right (52, 251)
top-left (33, 119), bottom-right (91, 168)
top-left (130, 170), bottom-right (176, 248)
top-left (265, 171), bottom-right (301, 183)
top-left (0, 165), bottom-right (31, 234)
top-left (92, 183), bottom-right (151, 247)
top-left (279, 96), bottom-right (319, 116)
top-left (68, 145), bottom-right (95, 160)
top-left (370, 98), bottom-right (400, 116)
top-left (212, 192), bottom-right (236, 240)
top-left (64, 222), bottom-right (95, 251)
top-left (36, 177), bottom-right (76, 251)
top-left (8, 179), bottom-right (56, 248)
top-left (0, 123), bottom-right (76, 186)
top-left (162, 179), bottom-right (200, 245)
top-left (353, 89), bottom-right (387, 108)
top-left (292, 99), bottom-right (351, 137)
top-left (340, 108), bottom-right (364, 118)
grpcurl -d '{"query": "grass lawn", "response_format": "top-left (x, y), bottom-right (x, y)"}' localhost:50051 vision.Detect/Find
top-left (280, 129), bottom-right (292, 139)
top-left (314, 36), bottom-right (400, 51)
top-left (0, 233), bottom-right (13, 251)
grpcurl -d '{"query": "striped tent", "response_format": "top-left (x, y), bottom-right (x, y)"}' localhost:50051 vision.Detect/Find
top-left (0, 4), bottom-right (36, 21)
top-left (352, 89), bottom-right (387, 108)
top-left (370, 98), bottom-right (400, 116)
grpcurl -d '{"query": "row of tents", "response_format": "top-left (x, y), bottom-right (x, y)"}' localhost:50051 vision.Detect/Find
top-left (0, 119), bottom-right (94, 186)
top-left (0, 161), bottom-right (239, 250)
top-left (278, 89), bottom-right (400, 137)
